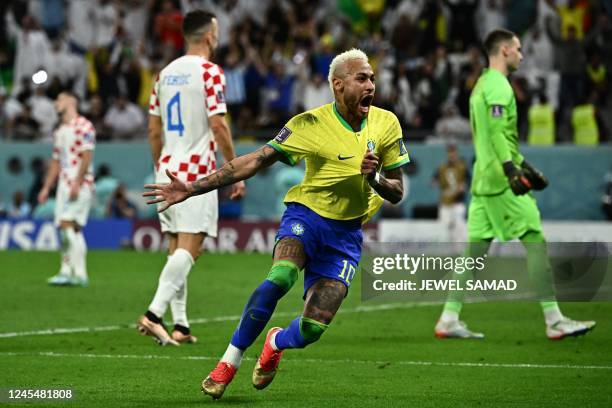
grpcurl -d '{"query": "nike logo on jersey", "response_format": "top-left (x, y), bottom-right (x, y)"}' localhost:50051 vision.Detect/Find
top-left (337, 154), bottom-right (355, 160)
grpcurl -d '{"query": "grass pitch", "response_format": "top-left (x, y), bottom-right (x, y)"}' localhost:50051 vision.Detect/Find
top-left (0, 250), bottom-right (611, 407)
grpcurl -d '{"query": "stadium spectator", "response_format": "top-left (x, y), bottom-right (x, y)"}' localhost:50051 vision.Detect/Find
top-left (585, 52), bottom-right (609, 105)
top-left (547, 15), bottom-right (604, 120)
top-left (300, 73), bottom-right (333, 111)
top-left (86, 94), bottom-right (110, 141)
top-left (0, 0), bottom-right (609, 142)
top-left (107, 184), bottom-right (137, 219)
top-left (5, 13), bottom-right (50, 97)
top-left (66, 0), bottom-right (96, 53)
top-left (121, 0), bottom-right (149, 44)
top-left (477, 0), bottom-right (507, 40)
top-left (434, 103), bottom-right (471, 142)
top-left (31, 0), bottom-right (66, 39)
top-left (432, 144), bottom-right (468, 243)
top-left (263, 59), bottom-right (297, 126)
top-left (545, 0), bottom-right (589, 40)
top-left (223, 46), bottom-right (247, 120)
top-left (93, 0), bottom-right (120, 49)
top-left (154, 0), bottom-right (184, 55)
top-left (9, 191), bottom-right (31, 218)
top-left (103, 94), bottom-right (145, 139)
top-left (521, 24), bottom-right (555, 73)
top-left (444, 0), bottom-right (479, 51)
top-left (45, 39), bottom-right (87, 99)
top-left (28, 86), bottom-right (57, 140)
top-left (12, 103), bottom-right (40, 141)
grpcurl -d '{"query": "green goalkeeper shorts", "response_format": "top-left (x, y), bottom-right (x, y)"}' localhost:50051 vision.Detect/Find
top-left (467, 188), bottom-right (542, 241)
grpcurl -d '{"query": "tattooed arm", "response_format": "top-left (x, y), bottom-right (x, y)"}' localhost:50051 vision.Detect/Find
top-left (144, 145), bottom-right (281, 211)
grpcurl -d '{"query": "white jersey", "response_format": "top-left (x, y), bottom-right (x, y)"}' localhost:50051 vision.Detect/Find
top-left (149, 55), bottom-right (227, 182)
top-left (52, 115), bottom-right (96, 189)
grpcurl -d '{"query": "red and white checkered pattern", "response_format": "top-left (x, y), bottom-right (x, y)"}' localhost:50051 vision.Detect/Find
top-left (158, 140), bottom-right (217, 182)
top-left (151, 55), bottom-right (225, 185)
top-left (53, 115), bottom-right (96, 188)
top-left (202, 61), bottom-right (226, 117)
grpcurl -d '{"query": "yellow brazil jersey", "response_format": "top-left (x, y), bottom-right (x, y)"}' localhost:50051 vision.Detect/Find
top-left (267, 103), bottom-right (410, 221)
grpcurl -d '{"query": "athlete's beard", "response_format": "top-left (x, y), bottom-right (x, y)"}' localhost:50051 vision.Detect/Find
top-left (207, 43), bottom-right (216, 60)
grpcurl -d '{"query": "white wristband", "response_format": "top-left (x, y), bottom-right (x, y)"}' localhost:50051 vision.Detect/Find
top-left (369, 172), bottom-right (381, 186)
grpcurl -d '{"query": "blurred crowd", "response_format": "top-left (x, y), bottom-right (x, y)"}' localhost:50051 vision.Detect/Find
top-left (0, 0), bottom-right (610, 144)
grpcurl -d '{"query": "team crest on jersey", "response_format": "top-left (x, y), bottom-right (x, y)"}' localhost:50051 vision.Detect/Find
top-left (83, 131), bottom-right (94, 143)
top-left (491, 105), bottom-right (504, 117)
top-left (291, 223), bottom-right (305, 236)
top-left (398, 139), bottom-right (408, 155)
top-left (216, 90), bottom-right (225, 104)
top-left (367, 140), bottom-right (376, 151)
top-left (274, 127), bottom-right (292, 144)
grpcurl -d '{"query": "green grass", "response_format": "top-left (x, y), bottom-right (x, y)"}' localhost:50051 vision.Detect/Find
top-left (0, 250), bottom-right (611, 407)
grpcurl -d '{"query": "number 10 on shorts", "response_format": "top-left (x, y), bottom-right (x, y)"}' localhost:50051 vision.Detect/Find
top-left (338, 260), bottom-right (356, 283)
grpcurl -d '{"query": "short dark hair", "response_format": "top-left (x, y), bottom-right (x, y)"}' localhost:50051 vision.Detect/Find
top-left (182, 9), bottom-right (216, 40)
top-left (483, 29), bottom-right (517, 56)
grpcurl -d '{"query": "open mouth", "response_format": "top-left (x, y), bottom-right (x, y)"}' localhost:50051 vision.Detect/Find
top-left (359, 94), bottom-right (373, 114)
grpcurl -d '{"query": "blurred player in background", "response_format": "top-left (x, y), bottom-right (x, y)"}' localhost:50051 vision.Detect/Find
top-left (432, 143), bottom-right (469, 243)
top-left (39, 91), bottom-right (95, 287)
top-left (144, 49), bottom-right (409, 398)
top-left (435, 29), bottom-right (596, 340)
top-left (137, 9), bottom-right (245, 346)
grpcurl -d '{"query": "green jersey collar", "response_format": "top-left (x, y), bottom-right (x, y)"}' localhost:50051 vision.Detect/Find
top-left (332, 102), bottom-right (367, 132)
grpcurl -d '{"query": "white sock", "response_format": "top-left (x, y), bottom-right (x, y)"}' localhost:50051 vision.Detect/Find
top-left (270, 331), bottom-right (280, 351)
top-left (59, 244), bottom-right (72, 276)
top-left (171, 280), bottom-right (188, 328)
top-left (221, 343), bottom-right (244, 368)
top-left (149, 248), bottom-right (194, 318)
top-left (63, 227), bottom-right (79, 278)
top-left (439, 310), bottom-right (459, 323)
top-left (71, 231), bottom-right (88, 280)
top-left (542, 302), bottom-right (564, 325)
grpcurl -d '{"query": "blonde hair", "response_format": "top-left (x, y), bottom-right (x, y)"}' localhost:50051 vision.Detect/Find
top-left (328, 48), bottom-right (369, 94)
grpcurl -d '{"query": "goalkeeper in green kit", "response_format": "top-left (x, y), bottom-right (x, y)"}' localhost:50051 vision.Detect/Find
top-left (434, 29), bottom-right (596, 340)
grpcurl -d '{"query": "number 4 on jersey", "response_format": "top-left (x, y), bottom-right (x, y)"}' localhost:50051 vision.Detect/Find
top-left (167, 92), bottom-right (185, 136)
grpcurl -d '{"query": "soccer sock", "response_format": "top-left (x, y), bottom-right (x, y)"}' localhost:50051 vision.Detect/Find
top-left (273, 316), bottom-right (328, 350)
top-left (71, 230), bottom-right (88, 280)
top-left (541, 301), bottom-right (564, 325)
top-left (171, 280), bottom-right (188, 328)
top-left (59, 229), bottom-right (72, 276)
top-left (64, 227), bottom-right (80, 278)
top-left (230, 280), bottom-right (286, 350)
top-left (520, 231), bottom-right (561, 324)
top-left (441, 239), bottom-right (492, 321)
top-left (148, 248), bottom-right (194, 318)
top-left (229, 261), bottom-right (299, 350)
top-left (220, 343), bottom-right (245, 368)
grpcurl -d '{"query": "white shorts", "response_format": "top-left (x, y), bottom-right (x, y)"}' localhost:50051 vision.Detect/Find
top-left (54, 182), bottom-right (93, 227)
top-left (157, 191), bottom-right (218, 237)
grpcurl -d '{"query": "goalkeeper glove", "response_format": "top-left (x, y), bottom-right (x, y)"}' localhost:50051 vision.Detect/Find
top-left (520, 160), bottom-right (548, 190)
top-left (502, 161), bottom-right (532, 195)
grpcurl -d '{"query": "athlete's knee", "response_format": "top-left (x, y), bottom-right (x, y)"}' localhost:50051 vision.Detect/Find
top-left (299, 316), bottom-right (328, 344)
top-left (266, 260), bottom-right (300, 293)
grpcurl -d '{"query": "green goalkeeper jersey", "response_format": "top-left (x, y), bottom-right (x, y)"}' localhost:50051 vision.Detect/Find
top-left (469, 68), bottom-right (524, 196)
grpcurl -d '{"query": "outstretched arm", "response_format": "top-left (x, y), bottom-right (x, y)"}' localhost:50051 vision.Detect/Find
top-left (209, 114), bottom-right (246, 200)
top-left (144, 145), bottom-right (281, 211)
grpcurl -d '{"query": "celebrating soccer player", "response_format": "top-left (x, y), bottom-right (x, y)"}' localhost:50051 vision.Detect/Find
top-left (39, 91), bottom-right (95, 287)
top-left (144, 49), bottom-right (409, 398)
top-left (136, 10), bottom-right (245, 346)
top-left (434, 29), bottom-right (596, 340)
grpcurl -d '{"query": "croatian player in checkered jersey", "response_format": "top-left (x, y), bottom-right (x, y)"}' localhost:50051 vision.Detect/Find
top-left (137, 10), bottom-right (245, 346)
top-left (39, 91), bottom-right (95, 287)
